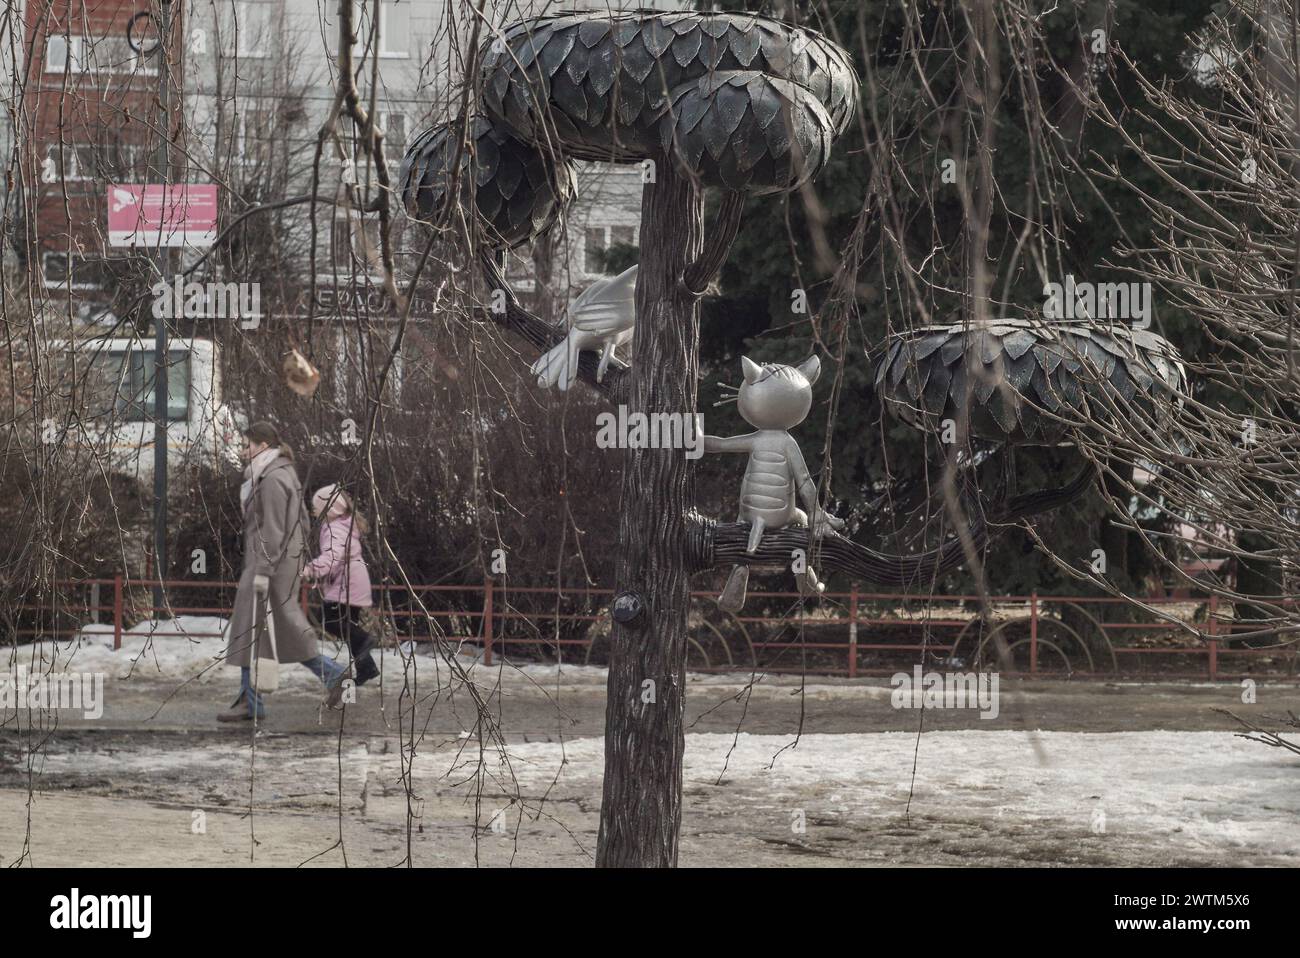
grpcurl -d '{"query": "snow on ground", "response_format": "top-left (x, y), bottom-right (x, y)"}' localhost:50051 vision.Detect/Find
top-left (21, 728), bottom-right (1299, 864)
top-left (2, 617), bottom-right (775, 690)
top-left (484, 730), bottom-right (1300, 860)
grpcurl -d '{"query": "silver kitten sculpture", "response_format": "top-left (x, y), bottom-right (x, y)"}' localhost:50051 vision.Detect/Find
top-left (532, 265), bottom-right (638, 391)
top-left (705, 355), bottom-right (844, 611)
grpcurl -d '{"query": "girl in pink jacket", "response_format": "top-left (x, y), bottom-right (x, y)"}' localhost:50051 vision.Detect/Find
top-left (304, 485), bottom-right (378, 685)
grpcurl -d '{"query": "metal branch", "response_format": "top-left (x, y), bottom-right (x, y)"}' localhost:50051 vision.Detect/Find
top-left (681, 191), bottom-right (745, 296)
top-left (688, 465), bottom-right (1096, 581)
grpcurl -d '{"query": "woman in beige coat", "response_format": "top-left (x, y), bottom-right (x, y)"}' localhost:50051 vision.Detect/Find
top-left (219, 421), bottom-right (347, 722)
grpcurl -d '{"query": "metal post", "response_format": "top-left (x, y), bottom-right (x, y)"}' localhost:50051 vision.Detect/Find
top-left (113, 575), bottom-right (123, 651)
top-left (1029, 591), bottom-right (1039, 675)
top-left (847, 585), bottom-right (858, 678)
top-left (151, 0), bottom-right (174, 616)
top-left (1207, 593), bottom-right (1218, 680)
top-left (483, 578), bottom-right (494, 666)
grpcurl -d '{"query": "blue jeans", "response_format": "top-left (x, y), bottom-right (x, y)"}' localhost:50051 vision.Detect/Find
top-left (239, 656), bottom-right (346, 717)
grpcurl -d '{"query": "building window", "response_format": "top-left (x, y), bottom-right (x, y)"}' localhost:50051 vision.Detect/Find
top-left (88, 350), bottom-right (191, 422)
top-left (584, 228), bottom-right (607, 274)
top-left (330, 219), bottom-right (354, 265)
top-left (43, 143), bottom-right (138, 183)
top-left (583, 225), bottom-right (639, 275)
top-left (46, 35), bottom-right (80, 72)
top-left (224, 1), bottom-right (274, 58)
top-left (46, 34), bottom-right (157, 75)
top-left (378, 111), bottom-right (407, 149)
top-left (337, 1), bottom-right (410, 58)
top-left (42, 251), bottom-right (111, 290)
top-left (379, 1), bottom-right (410, 56)
top-left (236, 108), bottom-right (276, 163)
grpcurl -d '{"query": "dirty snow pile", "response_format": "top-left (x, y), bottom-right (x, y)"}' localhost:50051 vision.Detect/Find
top-left (2, 617), bottom-right (604, 688)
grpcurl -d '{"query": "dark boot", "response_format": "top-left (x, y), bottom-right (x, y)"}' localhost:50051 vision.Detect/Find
top-left (217, 691), bottom-right (253, 723)
top-left (354, 654), bottom-right (379, 686)
top-left (348, 619), bottom-right (379, 685)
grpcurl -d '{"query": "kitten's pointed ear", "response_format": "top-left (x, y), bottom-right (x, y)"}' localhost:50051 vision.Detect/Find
top-left (797, 354), bottom-right (821, 385)
top-left (741, 356), bottom-right (763, 384)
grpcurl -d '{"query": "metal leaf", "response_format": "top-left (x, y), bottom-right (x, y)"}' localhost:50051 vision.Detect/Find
top-left (978, 331), bottom-right (1002, 365)
top-left (621, 35), bottom-right (657, 83)
top-left (672, 26), bottom-right (703, 66)
top-left (985, 387), bottom-right (1020, 435)
top-left (701, 34), bottom-right (726, 69)
top-left (492, 151), bottom-right (524, 200)
top-left (939, 334), bottom-right (967, 366)
top-left (669, 15), bottom-right (698, 36)
top-left (507, 181), bottom-right (535, 228)
top-left (578, 18), bottom-right (610, 49)
top-left (587, 45), bottom-right (619, 96)
top-left (1052, 368), bottom-right (1082, 409)
top-left (758, 26), bottom-right (792, 74)
top-left (1111, 365), bottom-right (1138, 404)
top-left (974, 364), bottom-right (1001, 404)
top-left (922, 357), bottom-right (952, 416)
top-left (474, 134), bottom-right (500, 187)
top-left (1002, 329), bottom-right (1036, 360)
top-left (539, 28), bottom-right (576, 78)
top-left (889, 352), bottom-right (909, 388)
top-left (913, 332), bottom-right (947, 360)
top-left (701, 17), bottom-right (732, 39)
top-left (643, 20), bottom-right (673, 58)
top-left (563, 37), bottom-right (592, 85)
top-left (730, 110), bottom-right (764, 172)
top-left (728, 24), bottom-right (762, 67)
top-left (1033, 343), bottom-right (1062, 375)
top-left (713, 82), bottom-right (750, 138)
top-left (948, 362), bottom-right (969, 409)
top-left (702, 102), bottom-right (734, 161)
top-left (763, 108), bottom-right (793, 160)
top-left (749, 78), bottom-right (784, 130)
top-left (489, 66), bottom-right (511, 109)
top-left (516, 33), bottom-right (545, 70)
top-left (550, 70), bottom-right (590, 124)
top-left (615, 78), bottom-right (647, 126)
top-left (717, 139), bottom-right (755, 191)
top-left (676, 86), bottom-right (713, 135)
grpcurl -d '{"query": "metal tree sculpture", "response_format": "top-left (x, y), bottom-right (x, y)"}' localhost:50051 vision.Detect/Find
top-left (875, 320), bottom-right (1187, 445)
top-left (398, 10), bottom-right (1191, 867)
top-left (401, 9), bottom-right (856, 868)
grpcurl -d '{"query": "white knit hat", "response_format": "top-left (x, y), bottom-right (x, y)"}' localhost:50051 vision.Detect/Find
top-left (312, 484), bottom-right (350, 519)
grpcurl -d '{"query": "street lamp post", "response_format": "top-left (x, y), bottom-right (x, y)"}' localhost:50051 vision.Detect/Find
top-left (150, 0), bottom-right (172, 615)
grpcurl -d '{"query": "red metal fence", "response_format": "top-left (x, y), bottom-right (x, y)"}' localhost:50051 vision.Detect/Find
top-left (8, 577), bottom-right (1298, 681)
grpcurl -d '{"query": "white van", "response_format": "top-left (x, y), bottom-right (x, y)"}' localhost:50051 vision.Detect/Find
top-left (43, 336), bottom-right (244, 483)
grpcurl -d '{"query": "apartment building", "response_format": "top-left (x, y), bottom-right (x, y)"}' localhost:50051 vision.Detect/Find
top-left (0, 6), bottom-right (21, 231)
top-left (18, 0), bottom-right (683, 318)
top-left (20, 0), bottom-right (181, 301)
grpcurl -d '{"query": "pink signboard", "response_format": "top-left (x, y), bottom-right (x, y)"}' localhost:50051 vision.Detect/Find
top-left (107, 184), bottom-right (218, 248)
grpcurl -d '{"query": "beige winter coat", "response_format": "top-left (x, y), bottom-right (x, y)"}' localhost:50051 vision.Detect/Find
top-left (224, 455), bottom-right (320, 667)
